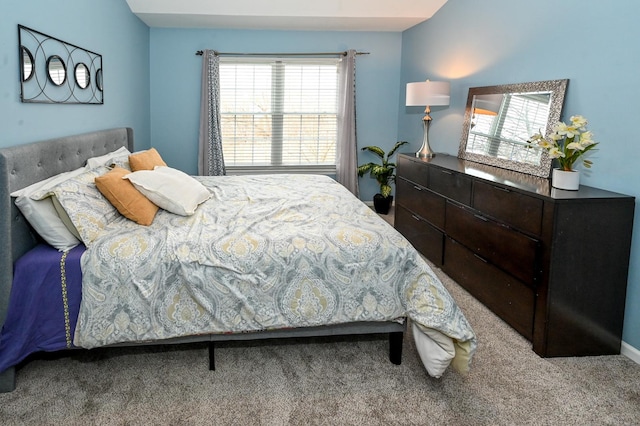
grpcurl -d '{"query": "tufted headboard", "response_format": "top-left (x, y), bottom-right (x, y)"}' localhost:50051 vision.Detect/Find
top-left (0, 128), bottom-right (133, 390)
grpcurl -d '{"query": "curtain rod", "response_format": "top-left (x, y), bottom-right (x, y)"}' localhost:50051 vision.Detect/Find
top-left (195, 50), bottom-right (369, 57)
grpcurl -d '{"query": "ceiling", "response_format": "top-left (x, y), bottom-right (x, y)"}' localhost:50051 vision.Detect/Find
top-left (125, 0), bottom-right (449, 32)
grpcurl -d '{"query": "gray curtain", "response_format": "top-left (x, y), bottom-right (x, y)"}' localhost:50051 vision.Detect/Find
top-left (336, 49), bottom-right (358, 196)
top-left (198, 50), bottom-right (226, 176)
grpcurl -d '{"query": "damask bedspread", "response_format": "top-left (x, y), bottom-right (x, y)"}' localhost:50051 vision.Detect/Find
top-left (75, 174), bottom-right (476, 375)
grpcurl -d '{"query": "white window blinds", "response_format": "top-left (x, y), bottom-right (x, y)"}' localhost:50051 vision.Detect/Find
top-left (219, 57), bottom-right (340, 174)
top-left (468, 92), bottom-right (549, 164)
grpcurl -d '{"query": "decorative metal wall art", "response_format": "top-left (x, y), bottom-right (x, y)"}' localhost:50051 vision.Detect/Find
top-left (18, 25), bottom-right (103, 104)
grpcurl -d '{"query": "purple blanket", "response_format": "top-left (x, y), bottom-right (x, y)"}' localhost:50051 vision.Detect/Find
top-left (0, 244), bottom-right (84, 373)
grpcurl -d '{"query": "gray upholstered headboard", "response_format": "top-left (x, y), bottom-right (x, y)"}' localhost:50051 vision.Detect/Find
top-left (0, 128), bottom-right (134, 387)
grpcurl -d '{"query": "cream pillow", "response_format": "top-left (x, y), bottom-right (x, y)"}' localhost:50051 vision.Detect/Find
top-left (86, 146), bottom-right (132, 169)
top-left (412, 322), bottom-right (456, 378)
top-left (95, 167), bottom-right (159, 226)
top-left (128, 148), bottom-right (167, 172)
top-left (32, 166), bottom-right (121, 245)
top-left (11, 167), bottom-right (87, 251)
top-left (124, 166), bottom-right (211, 216)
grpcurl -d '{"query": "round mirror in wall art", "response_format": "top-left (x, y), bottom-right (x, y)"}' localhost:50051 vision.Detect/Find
top-left (96, 68), bottom-right (103, 91)
top-left (21, 46), bottom-right (34, 82)
top-left (75, 63), bottom-right (90, 89)
top-left (47, 55), bottom-right (66, 86)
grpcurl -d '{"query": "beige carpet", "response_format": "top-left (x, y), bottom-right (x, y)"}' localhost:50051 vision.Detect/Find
top-left (1, 262), bottom-right (638, 425)
top-left (1, 209), bottom-right (638, 425)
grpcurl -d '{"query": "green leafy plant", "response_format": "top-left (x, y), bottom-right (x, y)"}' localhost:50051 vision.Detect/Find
top-left (529, 115), bottom-right (598, 171)
top-left (357, 141), bottom-right (409, 198)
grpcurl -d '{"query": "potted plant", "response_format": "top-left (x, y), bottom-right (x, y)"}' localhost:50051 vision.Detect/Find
top-left (529, 115), bottom-right (598, 190)
top-left (357, 141), bottom-right (408, 214)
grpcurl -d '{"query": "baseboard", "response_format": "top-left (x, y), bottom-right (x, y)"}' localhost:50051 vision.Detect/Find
top-left (363, 200), bottom-right (395, 207)
top-left (621, 341), bottom-right (640, 365)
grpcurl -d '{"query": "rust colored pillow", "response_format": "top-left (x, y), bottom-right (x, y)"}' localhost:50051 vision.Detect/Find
top-left (95, 167), bottom-right (159, 226)
top-left (128, 148), bottom-right (167, 172)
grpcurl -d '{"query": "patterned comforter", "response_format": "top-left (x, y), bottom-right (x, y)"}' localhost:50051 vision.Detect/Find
top-left (75, 174), bottom-right (476, 375)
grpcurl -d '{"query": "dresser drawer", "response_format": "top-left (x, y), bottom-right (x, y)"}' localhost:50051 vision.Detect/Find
top-left (397, 155), bottom-right (429, 188)
top-left (443, 237), bottom-right (534, 340)
top-left (445, 201), bottom-right (539, 286)
top-left (395, 205), bottom-right (444, 266)
top-left (473, 181), bottom-right (543, 236)
top-left (396, 178), bottom-right (445, 229)
top-left (429, 167), bottom-right (472, 206)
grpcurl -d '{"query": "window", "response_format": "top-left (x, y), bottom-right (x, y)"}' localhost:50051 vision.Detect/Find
top-left (219, 57), bottom-right (340, 174)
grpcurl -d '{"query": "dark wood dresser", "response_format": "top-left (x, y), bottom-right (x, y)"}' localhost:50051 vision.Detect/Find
top-left (395, 153), bottom-right (635, 357)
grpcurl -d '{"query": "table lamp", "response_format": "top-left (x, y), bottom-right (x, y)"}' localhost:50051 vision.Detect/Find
top-left (406, 80), bottom-right (450, 158)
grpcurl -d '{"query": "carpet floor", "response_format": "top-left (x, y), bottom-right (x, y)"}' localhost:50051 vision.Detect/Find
top-left (1, 257), bottom-right (638, 425)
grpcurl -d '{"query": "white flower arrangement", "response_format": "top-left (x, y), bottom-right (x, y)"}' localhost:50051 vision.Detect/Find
top-left (529, 115), bottom-right (598, 171)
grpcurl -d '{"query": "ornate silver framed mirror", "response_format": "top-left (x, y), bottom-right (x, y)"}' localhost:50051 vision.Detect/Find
top-left (458, 79), bottom-right (568, 178)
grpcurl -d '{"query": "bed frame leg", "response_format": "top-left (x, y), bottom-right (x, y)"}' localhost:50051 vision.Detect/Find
top-left (389, 332), bottom-right (403, 365)
top-left (0, 367), bottom-right (16, 393)
top-left (208, 342), bottom-right (216, 371)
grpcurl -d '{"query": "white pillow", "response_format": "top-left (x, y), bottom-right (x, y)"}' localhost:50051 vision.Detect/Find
top-left (124, 166), bottom-right (211, 216)
top-left (412, 322), bottom-right (456, 378)
top-left (10, 167), bottom-right (87, 251)
top-left (86, 146), bottom-right (132, 169)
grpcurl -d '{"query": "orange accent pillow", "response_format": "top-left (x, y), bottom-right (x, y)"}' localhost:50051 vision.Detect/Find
top-left (95, 167), bottom-right (159, 226)
top-left (128, 148), bottom-right (167, 172)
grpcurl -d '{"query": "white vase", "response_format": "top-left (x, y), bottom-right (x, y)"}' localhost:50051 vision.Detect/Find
top-left (552, 168), bottom-right (580, 190)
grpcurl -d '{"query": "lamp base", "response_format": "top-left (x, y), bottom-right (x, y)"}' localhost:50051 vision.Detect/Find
top-left (416, 150), bottom-right (436, 159)
top-left (415, 115), bottom-right (435, 159)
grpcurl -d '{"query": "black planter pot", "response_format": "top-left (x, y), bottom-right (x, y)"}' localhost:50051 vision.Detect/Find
top-left (373, 194), bottom-right (393, 215)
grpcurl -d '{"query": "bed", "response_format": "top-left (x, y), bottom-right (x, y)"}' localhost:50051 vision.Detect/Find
top-left (0, 128), bottom-right (477, 392)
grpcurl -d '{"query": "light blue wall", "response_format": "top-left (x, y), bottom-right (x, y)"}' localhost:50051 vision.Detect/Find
top-left (149, 28), bottom-right (402, 201)
top-left (0, 0), bottom-right (150, 149)
top-left (399, 0), bottom-right (640, 352)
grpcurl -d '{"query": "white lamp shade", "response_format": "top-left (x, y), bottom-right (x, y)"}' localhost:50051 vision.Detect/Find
top-left (406, 80), bottom-right (450, 107)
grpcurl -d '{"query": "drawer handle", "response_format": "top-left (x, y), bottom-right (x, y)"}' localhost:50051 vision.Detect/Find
top-left (411, 215), bottom-right (421, 221)
top-left (473, 253), bottom-right (488, 263)
top-left (474, 214), bottom-right (489, 222)
top-left (413, 185), bottom-right (422, 191)
top-left (493, 185), bottom-right (510, 193)
top-left (440, 170), bottom-right (453, 175)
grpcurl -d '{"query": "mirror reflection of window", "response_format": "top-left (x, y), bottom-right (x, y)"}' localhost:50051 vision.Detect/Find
top-left (75, 63), bottom-right (90, 89)
top-left (21, 47), bottom-right (34, 82)
top-left (468, 92), bottom-right (551, 165)
top-left (47, 55), bottom-right (66, 86)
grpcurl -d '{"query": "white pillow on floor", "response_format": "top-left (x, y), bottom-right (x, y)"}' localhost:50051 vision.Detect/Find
top-left (412, 322), bottom-right (456, 378)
